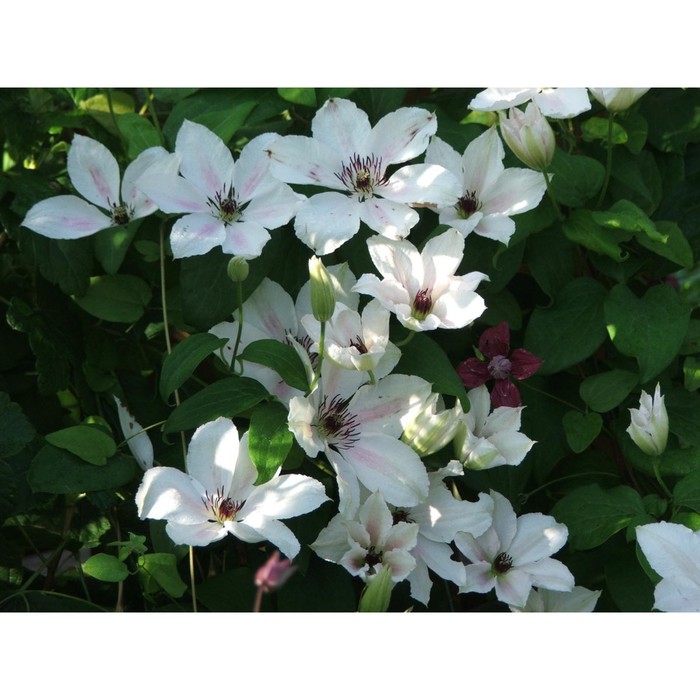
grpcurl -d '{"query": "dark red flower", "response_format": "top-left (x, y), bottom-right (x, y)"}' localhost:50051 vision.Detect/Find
top-left (457, 321), bottom-right (542, 408)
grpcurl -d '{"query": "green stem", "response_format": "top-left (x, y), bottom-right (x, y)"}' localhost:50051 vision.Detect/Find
top-left (395, 329), bottom-right (416, 348)
top-left (159, 222), bottom-right (197, 613)
top-left (105, 88), bottom-right (128, 152)
top-left (144, 89), bottom-right (165, 146)
top-left (230, 279), bottom-right (245, 374)
top-left (652, 456), bottom-right (673, 499)
top-left (308, 321), bottom-right (326, 394)
top-left (595, 111), bottom-right (615, 209)
top-left (521, 471), bottom-right (618, 503)
top-left (543, 169), bottom-right (564, 221)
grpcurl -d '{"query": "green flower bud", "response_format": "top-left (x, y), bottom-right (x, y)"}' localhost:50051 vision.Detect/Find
top-left (402, 394), bottom-right (461, 457)
top-left (499, 102), bottom-right (555, 172)
top-left (358, 564), bottom-right (393, 612)
top-left (227, 256), bottom-right (249, 283)
top-left (308, 255), bottom-right (336, 322)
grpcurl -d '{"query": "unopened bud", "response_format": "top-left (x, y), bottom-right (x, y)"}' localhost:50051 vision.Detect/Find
top-left (227, 256), bottom-right (249, 283)
top-left (308, 255), bottom-right (336, 322)
top-left (358, 564), bottom-right (393, 612)
top-left (254, 550), bottom-right (297, 593)
top-left (627, 383), bottom-right (669, 456)
top-left (402, 394), bottom-right (461, 457)
top-left (499, 102), bottom-right (555, 172)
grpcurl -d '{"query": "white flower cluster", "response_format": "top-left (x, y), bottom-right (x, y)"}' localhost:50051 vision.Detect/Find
top-left (24, 94), bottom-right (600, 610)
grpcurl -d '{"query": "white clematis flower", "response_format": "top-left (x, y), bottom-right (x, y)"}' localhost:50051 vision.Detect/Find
top-left (636, 521), bottom-right (700, 612)
top-left (626, 383), bottom-right (669, 456)
top-left (455, 490), bottom-right (574, 608)
top-left (313, 491), bottom-right (419, 583)
top-left (353, 229), bottom-right (488, 332)
top-left (425, 128), bottom-right (547, 244)
top-left (266, 97), bottom-right (461, 255)
top-left (22, 135), bottom-right (179, 239)
top-left (135, 417), bottom-right (329, 558)
top-left (509, 585), bottom-right (602, 612)
top-left (454, 385), bottom-right (535, 470)
top-left (288, 370), bottom-right (432, 516)
top-left (137, 120), bottom-right (303, 259)
top-left (469, 87), bottom-right (591, 119)
top-left (589, 88), bottom-right (650, 112)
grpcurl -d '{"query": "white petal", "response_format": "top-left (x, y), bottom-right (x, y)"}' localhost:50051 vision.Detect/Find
top-left (473, 214), bottom-right (516, 244)
top-left (21, 195), bottom-right (112, 239)
top-left (230, 518), bottom-right (301, 559)
top-left (489, 491), bottom-right (518, 551)
top-left (122, 147), bottom-right (181, 218)
top-left (653, 576), bottom-right (700, 612)
top-left (508, 513), bottom-right (568, 565)
top-left (266, 135), bottom-right (343, 188)
top-left (221, 221), bottom-right (270, 259)
top-left (359, 198), bottom-right (419, 240)
top-left (311, 512), bottom-right (354, 563)
top-left (460, 561), bottom-right (496, 594)
top-left (533, 88), bottom-right (591, 119)
top-left (406, 557), bottom-right (433, 606)
top-left (294, 192), bottom-right (360, 255)
top-left (518, 557), bottom-right (575, 593)
top-left (169, 213), bottom-right (226, 259)
top-left (369, 107), bottom-right (437, 164)
top-left (462, 127), bottom-right (505, 196)
top-left (481, 168), bottom-right (546, 217)
top-left (636, 522), bottom-right (700, 582)
top-left (232, 132), bottom-right (280, 202)
top-left (166, 520), bottom-right (228, 546)
top-left (176, 120), bottom-right (234, 199)
top-left (136, 173), bottom-right (209, 214)
top-left (358, 491), bottom-right (394, 544)
top-left (311, 97), bottom-right (372, 156)
top-left (67, 134), bottom-right (120, 209)
top-left (414, 536), bottom-right (467, 586)
top-left (242, 180), bottom-right (304, 229)
top-left (135, 466), bottom-right (207, 524)
top-left (425, 136), bottom-right (462, 176)
top-left (242, 473), bottom-right (328, 521)
top-left (422, 228), bottom-right (465, 282)
top-left (469, 88), bottom-right (539, 111)
top-left (494, 568), bottom-right (534, 607)
top-left (381, 164), bottom-right (462, 207)
top-left (113, 395), bottom-right (154, 471)
top-left (382, 548), bottom-right (417, 582)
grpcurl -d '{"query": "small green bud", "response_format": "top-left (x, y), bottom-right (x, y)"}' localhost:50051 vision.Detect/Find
top-left (308, 255), bottom-right (336, 322)
top-left (227, 256), bottom-right (249, 283)
top-left (358, 564), bottom-right (393, 612)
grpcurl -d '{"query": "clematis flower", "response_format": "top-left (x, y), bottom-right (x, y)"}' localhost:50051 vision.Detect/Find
top-left (626, 383), bottom-right (668, 456)
top-left (21, 135), bottom-right (179, 239)
top-left (135, 417), bottom-right (329, 558)
top-left (589, 88), bottom-right (650, 112)
top-left (288, 368), bottom-right (432, 515)
top-left (636, 521), bottom-right (700, 612)
top-left (509, 586), bottom-right (601, 612)
top-left (425, 128), bottom-right (546, 244)
top-left (457, 321), bottom-right (541, 408)
top-left (137, 120), bottom-right (303, 259)
top-left (455, 490), bottom-right (574, 608)
top-left (454, 386), bottom-right (535, 470)
top-left (266, 97), bottom-right (461, 255)
top-left (312, 490), bottom-right (419, 583)
top-left (499, 102), bottom-right (556, 172)
top-left (353, 229), bottom-right (488, 332)
top-left (469, 87), bottom-right (591, 119)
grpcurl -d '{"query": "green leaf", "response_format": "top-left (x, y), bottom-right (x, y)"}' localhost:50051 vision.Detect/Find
top-left (72, 275), bottom-right (152, 323)
top-left (164, 376), bottom-right (269, 433)
top-left (238, 339), bottom-right (310, 393)
top-left (548, 149), bottom-right (606, 207)
top-left (79, 91), bottom-right (135, 136)
top-left (0, 392), bottom-right (35, 458)
top-left (194, 567), bottom-right (255, 611)
top-left (277, 88), bottom-right (317, 108)
top-left (579, 370), bottom-right (639, 412)
top-left (45, 425), bottom-right (116, 466)
top-left (116, 113), bottom-right (161, 158)
top-left (673, 470), bottom-right (700, 514)
top-left (159, 333), bottom-right (226, 402)
top-left (551, 483), bottom-right (652, 550)
top-left (617, 112), bottom-right (648, 154)
top-left (635, 220), bottom-right (693, 269)
top-left (524, 277), bottom-right (608, 375)
top-left (82, 553), bottom-right (129, 583)
top-left (592, 199), bottom-right (666, 243)
top-left (580, 116), bottom-right (628, 145)
top-left (562, 209), bottom-right (631, 261)
top-left (604, 284), bottom-right (690, 382)
top-left (93, 221), bottom-right (140, 275)
top-left (393, 332), bottom-right (469, 410)
top-left (137, 553), bottom-right (187, 598)
top-left (666, 387), bottom-right (700, 447)
top-left (683, 357), bottom-right (700, 391)
top-left (29, 445), bottom-right (137, 494)
top-left (563, 411), bottom-right (603, 453)
top-left (193, 101), bottom-right (257, 144)
top-left (248, 402), bottom-right (294, 484)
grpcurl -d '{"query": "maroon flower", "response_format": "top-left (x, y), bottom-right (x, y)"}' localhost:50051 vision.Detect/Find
top-left (457, 321), bottom-right (542, 408)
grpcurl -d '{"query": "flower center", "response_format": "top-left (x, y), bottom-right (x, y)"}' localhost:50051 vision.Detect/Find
top-left (108, 200), bottom-right (133, 226)
top-left (364, 545), bottom-right (383, 572)
top-left (493, 552), bottom-right (513, 574)
top-left (488, 355), bottom-right (512, 380)
top-left (335, 153), bottom-right (388, 200)
top-left (456, 190), bottom-right (481, 219)
top-left (209, 185), bottom-right (243, 224)
top-left (392, 508), bottom-right (415, 525)
top-left (350, 335), bottom-right (368, 354)
top-left (203, 487), bottom-right (243, 524)
top-left (412, 288), bottom-right (433, 320)
top-left (317, 394), bottom-right (361, 450)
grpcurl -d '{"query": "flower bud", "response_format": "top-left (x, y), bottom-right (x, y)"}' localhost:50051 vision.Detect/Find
top-left (589, 88), bottom-right (649, 113)
top-left (254, 550), bottom-right (297, 593)
top-left (402, 394), bottom-right (461, 457)
top-left (627, 383), bottom-right (669, 456)
top-left (358, 563), bottom-right (393, 612)
top-left (308, 255), bottom-right (336, 322)
top-left (499, 102), bottom-right (555, 171)
top-left (227, 256), bottom-right (249, 283)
